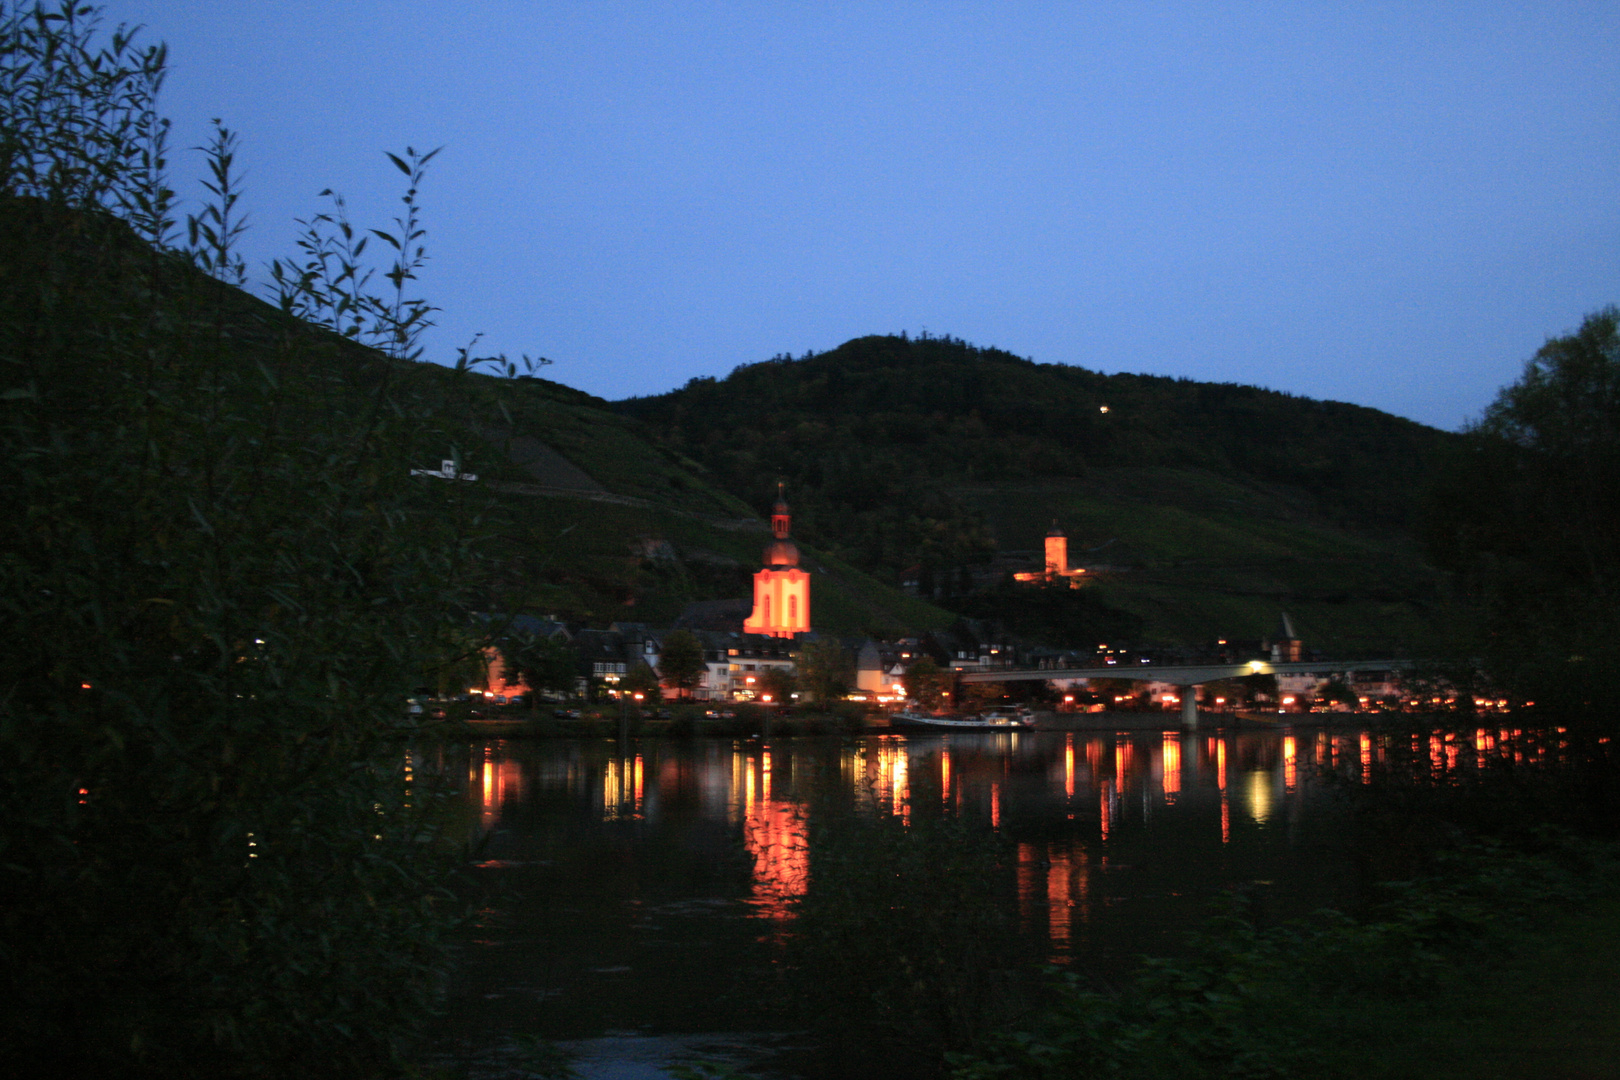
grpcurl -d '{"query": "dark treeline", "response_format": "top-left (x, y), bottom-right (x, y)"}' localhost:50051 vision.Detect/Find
top-left (1425, 306), bottom-right (1620, 715)
top-left (620, 333), bottom-right (1453, 583)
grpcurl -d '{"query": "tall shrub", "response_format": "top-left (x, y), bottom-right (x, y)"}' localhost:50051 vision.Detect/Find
top-left (0, 4), bottom-right (496, 1074)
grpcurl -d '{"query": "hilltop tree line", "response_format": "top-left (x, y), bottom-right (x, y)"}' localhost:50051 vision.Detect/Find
top-left (1425, 306), bottom-right (1620, 713)
top-left (620, 333), bottom-right (1451, 584)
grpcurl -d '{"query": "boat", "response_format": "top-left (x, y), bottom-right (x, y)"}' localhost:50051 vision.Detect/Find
top-left (890, 705), bottom-right (1036, 731)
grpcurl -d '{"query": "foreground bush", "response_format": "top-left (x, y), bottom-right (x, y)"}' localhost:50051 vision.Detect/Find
top-left (949, 837), bottom-right (1616, 1080)
top-left (0, 4), bottom-right (498, 1074)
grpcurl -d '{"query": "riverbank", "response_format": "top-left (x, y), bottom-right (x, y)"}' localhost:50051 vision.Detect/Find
top-left (438, 705), bottom-right (1451, 740)
top-left (950, 837), bottom-right (1620, 1080)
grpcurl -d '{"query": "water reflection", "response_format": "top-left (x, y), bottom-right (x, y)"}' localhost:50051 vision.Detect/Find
top-left (602, 753), bottom-right (643, 820)
top-left (436, 720), bottom-right (1588, 1060)
top-left (458, 723), bottom-right (1578, 976)
top-left (1246, 770), bottom-right (1273, 826)
top-left (1162, 732), bottom-right (1181, 804)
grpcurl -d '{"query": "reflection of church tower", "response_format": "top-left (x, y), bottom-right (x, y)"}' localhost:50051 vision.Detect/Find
top-left (743, 485), bottom-right (811, 638)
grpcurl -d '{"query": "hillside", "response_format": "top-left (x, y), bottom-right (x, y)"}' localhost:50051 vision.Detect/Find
top-left (0, 193), bottom-right (947, 640)
top-left (462, 373), bottom-right (955, 635)
top-left (0, 194), bottom-right (1456, 652)
top-left (616, 334), bottom-right (1462, 655)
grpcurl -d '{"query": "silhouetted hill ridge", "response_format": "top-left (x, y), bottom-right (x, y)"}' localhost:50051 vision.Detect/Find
top-left (615, 333), bottom-right (1459, 653)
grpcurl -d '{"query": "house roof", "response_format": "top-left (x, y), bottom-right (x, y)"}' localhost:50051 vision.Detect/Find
top-left (673, 598), bottom-right (752, 633)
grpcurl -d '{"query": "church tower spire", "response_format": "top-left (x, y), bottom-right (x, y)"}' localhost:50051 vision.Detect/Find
top-left (744, 483), bottom-right (811, 638)
top-left (771, 482), bottom-right (791, 538)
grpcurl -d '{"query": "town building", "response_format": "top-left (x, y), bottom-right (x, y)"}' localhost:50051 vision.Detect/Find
top-left (1269, 612), bottom-right (1304, 663)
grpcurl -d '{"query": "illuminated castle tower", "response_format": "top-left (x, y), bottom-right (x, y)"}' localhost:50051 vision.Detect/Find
top-left (1015, 521), bottom-right (1087, 587)
top-left (743, 486), bottom-right (811, 638)
top-left (1045, 521), bottom-right (1069, 577)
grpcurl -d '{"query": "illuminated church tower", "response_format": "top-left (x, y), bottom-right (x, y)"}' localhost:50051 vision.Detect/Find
top-left (743, 486), bottom-right (811, 638)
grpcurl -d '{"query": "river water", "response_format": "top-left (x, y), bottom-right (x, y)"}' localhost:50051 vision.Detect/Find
top-left (427, 724), bottom-right (1418, 1077)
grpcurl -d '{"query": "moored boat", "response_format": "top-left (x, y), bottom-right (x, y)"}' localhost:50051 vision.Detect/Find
top-left (890, 705), bottom-right (1035, 731)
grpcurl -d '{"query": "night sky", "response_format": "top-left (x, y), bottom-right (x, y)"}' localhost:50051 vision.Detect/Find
top-left (99, 1), bottom-right (1619, 430)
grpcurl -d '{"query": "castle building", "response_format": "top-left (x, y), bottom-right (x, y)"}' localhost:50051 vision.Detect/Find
top-left (742, 487), bottom-right (811, 638)
top-left (1013, 522), bottom-right (1087, 587)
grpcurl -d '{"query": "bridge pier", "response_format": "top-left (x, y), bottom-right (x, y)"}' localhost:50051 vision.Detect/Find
top-left (1180, 685), bottom-right (1199, 729)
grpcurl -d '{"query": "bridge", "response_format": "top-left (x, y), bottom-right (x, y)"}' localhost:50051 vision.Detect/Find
top-left (957, 659), bottom-right (1416, 728)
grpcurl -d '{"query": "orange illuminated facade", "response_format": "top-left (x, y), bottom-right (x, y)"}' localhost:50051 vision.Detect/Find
top-left (1014, 522), bottom-right (1086, 587)
top-left (479, 646), bottom-right (531, 700)
top-left (743, 488), bottom-right (810, 638)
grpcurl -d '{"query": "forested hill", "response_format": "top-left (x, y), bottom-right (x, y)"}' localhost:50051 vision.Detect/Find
top-left (619, 334), bottom-right (1452, 565)
top-left (618, 334), bottom-right (1462, 653)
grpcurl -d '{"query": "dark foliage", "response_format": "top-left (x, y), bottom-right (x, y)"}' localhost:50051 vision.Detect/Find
top-left (621, 333), bottom-right (1450, 584)
top-left (1424, 307), bottom-right (1620, 710)
top-left (0, 5), bottom-right (503, 1074)
top-left (955, 579), bottom-right (1144, 646)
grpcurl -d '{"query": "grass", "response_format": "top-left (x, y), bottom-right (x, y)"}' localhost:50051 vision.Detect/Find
top-left (1343, 893), bottom-right (1620, 1080)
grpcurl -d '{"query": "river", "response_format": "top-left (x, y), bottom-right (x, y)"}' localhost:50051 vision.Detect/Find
top-left (426, 722), bottom-right (1508, 1077)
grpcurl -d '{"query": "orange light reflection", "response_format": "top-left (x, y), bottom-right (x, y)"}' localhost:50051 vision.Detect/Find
top-left (1162, 732), bottom-right (1181, 804)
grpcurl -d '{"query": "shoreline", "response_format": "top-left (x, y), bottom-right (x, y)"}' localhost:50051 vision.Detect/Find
top-left (441, 706), bottom-right (1436, 740)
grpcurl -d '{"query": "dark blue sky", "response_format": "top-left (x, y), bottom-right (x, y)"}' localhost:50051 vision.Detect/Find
top-left (103, 1), bottom-right (1618, 430)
